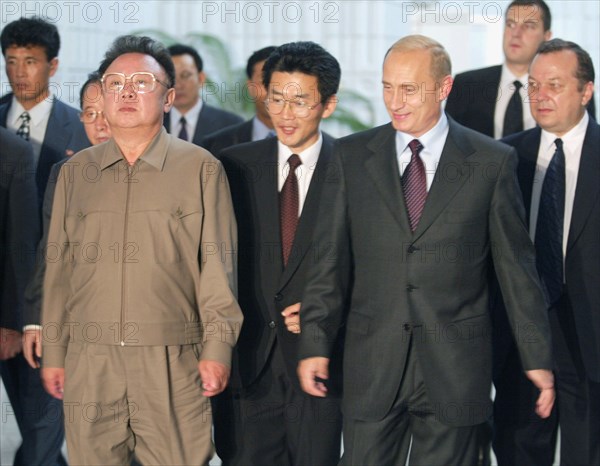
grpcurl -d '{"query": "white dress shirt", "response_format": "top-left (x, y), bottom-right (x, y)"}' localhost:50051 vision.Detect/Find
top-left (170, 98), bottom-right (203, 141)
top-left (395, 112), bottom-right (450, 191)
top-left (277, 134), bottom-right (322, 216)
top-left (7, 94), bottom-right (53, 166)
top-left (251, 116), bottom-right (274, 141)
top-left (529, 112), bottom-right (589, 264)
top-left (493, 64), bottom-right (536, 139)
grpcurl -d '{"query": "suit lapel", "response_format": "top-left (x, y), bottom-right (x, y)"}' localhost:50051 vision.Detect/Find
top-left (278, 135), bottom-right (333, 288)
top-left (567, 120), bottom-right (600, 252)
top-left (411, 120), bottom-right (474, 240)
top-left (515, 128), bottom-right (541, 222)
top-left (364, 124), bottom-right (412, 233)
top-left (0, 101), bottom-right (9, 127)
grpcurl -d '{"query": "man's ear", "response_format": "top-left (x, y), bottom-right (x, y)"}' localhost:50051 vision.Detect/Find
top-left (440, 75), bottom-right (453, 101)
top-left (163, 87), bottom-right (176, 112)
top-left (49, 57), bottom-right (59, 77)
top-left (198, 71), bottom-right (207, 86)
top-left (321, 94), bottom-right (338, 119)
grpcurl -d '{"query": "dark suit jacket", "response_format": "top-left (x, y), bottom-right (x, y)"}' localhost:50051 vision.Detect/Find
top-left (501, 120), bottom-right (600, 382)
top-left (446, 65), bottom-right (596, 138)
top-left (0, 127), bottom-right (40, 330)
top-left (0, 96), bottom-right (90, 207)
top-left (220, 134), bottom-right (344, 394)
top-left (164, 103), bottom-right (243, 146)
top-left (200, 119), bottom-right (254, 155)
top-left (298, 117), bottom-right (553, 426)
top-left (22, 160), bottom-right (66, 326)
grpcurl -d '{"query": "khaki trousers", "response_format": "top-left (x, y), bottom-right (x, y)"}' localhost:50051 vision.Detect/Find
top-left (63, 342), bottom-right (213, 465)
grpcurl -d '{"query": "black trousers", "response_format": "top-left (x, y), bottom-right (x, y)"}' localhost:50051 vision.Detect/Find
top-left (493, 293), bottom-right (600, 466)
top-left (341, 336), bottom-right (484, 466)
top-left (213, 343), bottom-right (342, 466)
top-left (0, 353), bottom-right (66, 466)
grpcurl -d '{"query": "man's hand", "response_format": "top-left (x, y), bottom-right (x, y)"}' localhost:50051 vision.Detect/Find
top-left (298, 357), bottom-right (330, 397)
top-left (41, 367), bottom-right (65, 400)
top-left (0, 327), bottom-right (22, 360)
top-left (22, 329), bottom-right (42, 368)
top-left (525, 369), bottom-right (555, 418)
top-left (198, 360), bottom-right (230, 397)
top-left (282, 302), bottom-right (301, 334)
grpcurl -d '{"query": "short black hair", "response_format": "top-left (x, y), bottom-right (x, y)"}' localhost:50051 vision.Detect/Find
top-left (167, 44), bottom-right (203, 72)
top-left (79, 71), bottom-right (102, 108)
top-left (246, 46), bottom-right (277, 79)
top-left (1, 17), bottom-right (60, 61)
top-left (536, 39), bottom-right (595, 88)
top-left (506, 0), bottom-right (552, 31)
top-left (262, 41), bottom-right (341, 104)
top-left (98, 35), bottom-right (175, 88)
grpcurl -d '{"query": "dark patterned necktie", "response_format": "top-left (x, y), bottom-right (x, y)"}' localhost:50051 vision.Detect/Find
top-left (402, 139), bottom-right (427, 232)
top-left (280, 154), bottom-right (302, 266)
top-left (16, 111), bottom-right (31, 141)
top-left (535, 138), bottom-right (565, 305)
top-left (178, 116), bottom-right (188, 141)
top-left (502, 80), bottom-right (524, 137)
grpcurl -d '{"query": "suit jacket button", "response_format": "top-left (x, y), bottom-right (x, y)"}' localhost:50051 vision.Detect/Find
top-left (406, 284), bottom-right (417, 292)
top-left (403, 323), bottom-right (411, 331)
top-left (407, 245), bottom-right (416, 254)
top-left (268, 321), bottom-right (276, 329)
top-left (274, 293), bottom-right (283, 302)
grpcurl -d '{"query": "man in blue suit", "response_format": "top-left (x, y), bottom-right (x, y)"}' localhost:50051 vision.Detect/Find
top-left (0, 16), bottom-right (89, 465)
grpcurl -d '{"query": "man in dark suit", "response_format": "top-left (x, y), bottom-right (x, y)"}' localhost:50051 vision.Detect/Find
top-left (200, 45), bottom-right (276, 155)
top-left (0, 17), bottom-right (88, 465)
top-left (446, 0), bottom-right (552, 138)
top-left (297, 34), bottom-right (555, 465)
top-left (0, 127), bottom-right (50, 465)
top-left (164, 43), bottom-right (243, 144)
top-left (0, 18), bottom-right (90, 206)
top-left (493, 39), bottom-right (599, 466)
top-left (217, 41), bottom-right (343, 466)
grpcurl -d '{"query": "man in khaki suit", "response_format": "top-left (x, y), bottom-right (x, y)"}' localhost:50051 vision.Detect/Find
top-left (41, 35), bottom-right (242, 465)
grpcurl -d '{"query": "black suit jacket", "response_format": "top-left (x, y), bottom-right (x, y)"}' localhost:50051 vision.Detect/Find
top-left (446, 65), bottom-right (596, 138)
top-left (501, 120), bottom-right (600, 382)
top-left (0, 96), bottom-right (90, 207)
top-left (164, 103), bottom-right (243, 146)
top-left (220, 134), bottom-right (344, 394)
top-left (0, 127), bottom-right (40, 330)
top-left (200, 119), bottom-right (254, 155)
top-left (298, 118), bottom-right (553, 425)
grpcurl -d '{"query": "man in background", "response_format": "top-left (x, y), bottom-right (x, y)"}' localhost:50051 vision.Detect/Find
top-left (164, 43), bottom-right (242, 144)
top-left (201, 45), bottom-right (277, 154)
top-left (495, 39), bottom-right (599, 466)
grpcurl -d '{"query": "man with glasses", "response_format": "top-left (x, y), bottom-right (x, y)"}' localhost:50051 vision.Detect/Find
top-left (165, 44), bottom-right (242, 145)
top-left (40, 35), bottom-right (242, 465)
top-left (217, 41), bottom-right (344, 465)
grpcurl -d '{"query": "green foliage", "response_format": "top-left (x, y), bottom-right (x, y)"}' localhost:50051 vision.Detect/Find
top-left (132, 29), bottom-right (375, 133)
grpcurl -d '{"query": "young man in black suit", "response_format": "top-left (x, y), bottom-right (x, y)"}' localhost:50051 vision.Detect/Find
top-left (494, 39), bottom-right (599, 466)
top-left (297, 34), bottom-right (555, 465)
top-left (0, 17), bottom-right (88, 465)
top-left (200, 45), bottom-right (277, 155)
top-left (217, 41), bottom-right (343, 466)
top-left (446, 0), bottom-right (552, 138)
top-left (164, 43), bottom-right (243, 144)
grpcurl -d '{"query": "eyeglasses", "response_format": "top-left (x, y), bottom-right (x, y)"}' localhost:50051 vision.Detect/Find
top-left (264, 98), bottom-right (320, 118)
top-left (101, 72), bottom-right (170, 94)
top-left (79, 109), bottom-right (106, 124)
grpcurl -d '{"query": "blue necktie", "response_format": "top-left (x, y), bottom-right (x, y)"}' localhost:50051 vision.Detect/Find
top-left (535, 138), bottom-right (565, 305)
top-left (178, 116), bottom-right (188, 141)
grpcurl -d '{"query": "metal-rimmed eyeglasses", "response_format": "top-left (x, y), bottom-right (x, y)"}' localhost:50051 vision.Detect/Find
top-left (101, 72), bottom-right (170, 94)
top-left (79, 109), bottom-right (106, 124)
top-left (264, 98), bottom-right (320, 118)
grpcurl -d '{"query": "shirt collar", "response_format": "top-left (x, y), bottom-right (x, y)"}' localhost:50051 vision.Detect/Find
top-left (252, 116), bottom-right (273, 140)
top-left (500, 63), bottom-right (527, 87)
top-left (395, 112), bottom-right (449, 153)
top-left (171, 98), bottom-right (203, 125)
top-left (101, 127), bottom-right (169, 171)
top-left (540, 112), bottom-right (589, 151)
top-left (277, 132), bottom-right (323, 167)
top-left (9, 93), bottom-right (54, 127)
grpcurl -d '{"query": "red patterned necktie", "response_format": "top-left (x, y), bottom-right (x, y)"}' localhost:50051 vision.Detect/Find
top-left (402, 139), bottom-right (427, 232)
top-left (280, 154), bottom-right (302, 266)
